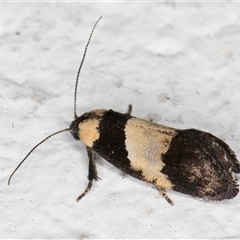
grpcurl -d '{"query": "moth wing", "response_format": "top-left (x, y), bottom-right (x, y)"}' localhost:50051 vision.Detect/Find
top-left (161, 129), bottom-right (240, 200)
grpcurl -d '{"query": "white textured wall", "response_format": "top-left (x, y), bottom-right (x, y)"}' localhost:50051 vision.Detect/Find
top-left (1, 3), bottom-right (240, 238)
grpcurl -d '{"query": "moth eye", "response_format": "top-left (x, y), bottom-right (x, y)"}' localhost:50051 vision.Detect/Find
top-left (73, 133), bottom-right (80, 140)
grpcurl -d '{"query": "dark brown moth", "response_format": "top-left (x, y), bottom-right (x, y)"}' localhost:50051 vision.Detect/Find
top-left (8, 17), bottom-right (240, 206)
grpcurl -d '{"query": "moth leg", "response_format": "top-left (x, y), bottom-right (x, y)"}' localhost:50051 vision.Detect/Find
top-left (126, 104), bottom-right (132, 116)
top-left (76, 147), bottom-right (99, 201)
top-left (156, 186), bottom-right (174, 206)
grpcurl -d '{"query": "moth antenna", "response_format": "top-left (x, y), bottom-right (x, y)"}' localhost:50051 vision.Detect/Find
top-left (8, 128), bottom-right (70, 185)
top-left (74, 16), bottom-right (102, 119)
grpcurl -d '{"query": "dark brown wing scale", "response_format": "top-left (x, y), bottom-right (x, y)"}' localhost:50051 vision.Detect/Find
top-left (161, 129), bottom-right (240, 201)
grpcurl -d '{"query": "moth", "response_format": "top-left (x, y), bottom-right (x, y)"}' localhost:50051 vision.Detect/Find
top-left (8, 17), bottom-right (240, 206)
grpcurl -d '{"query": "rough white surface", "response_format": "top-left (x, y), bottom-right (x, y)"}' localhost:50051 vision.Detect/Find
top-left (1, 3), bottom-right (240, 239)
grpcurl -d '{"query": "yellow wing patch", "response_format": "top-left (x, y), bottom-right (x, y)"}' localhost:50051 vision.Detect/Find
top-left (125, 118), bottom-right (176, 189)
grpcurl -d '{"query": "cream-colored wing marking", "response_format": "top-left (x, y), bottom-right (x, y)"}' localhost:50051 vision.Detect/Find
top-left (125, 118), bottom-right (177, 189)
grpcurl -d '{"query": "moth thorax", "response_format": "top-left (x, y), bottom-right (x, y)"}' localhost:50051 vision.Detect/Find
top-left (78, 109), bottom-right (106, 147)
top-left (78, 119), bottom-right (100, 147)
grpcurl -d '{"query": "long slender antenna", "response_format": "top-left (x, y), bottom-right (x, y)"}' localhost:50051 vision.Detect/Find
top-left (8, 128), bottom-right (70, 185)
top-left (9, 17), bottom-right (102, 186)
top-left (74, 16), bottom-right (102, 119)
